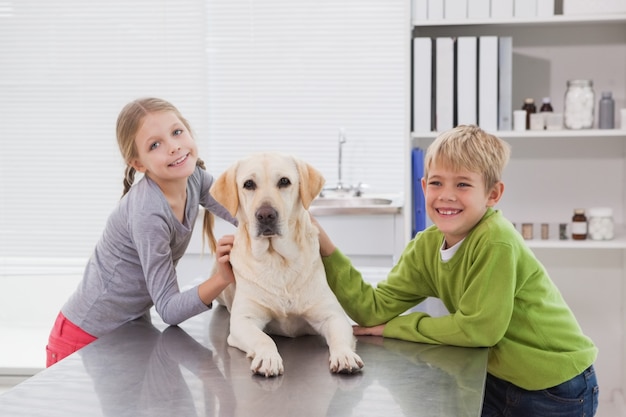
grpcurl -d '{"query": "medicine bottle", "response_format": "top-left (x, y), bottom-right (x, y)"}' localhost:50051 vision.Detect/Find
top-left (588, 207), bottom-right (614, 240)
top-left (598, 91), bottom-right (615, 129)
top-left (564, 80), bottom-right (595, 129)
top-left (571, 209), bottom-right (588, 240)
top-left (538, 97), bottom-right (553, 130)
top-left (522, 98), bottom-right (536, 130)
top-left (540, 97), bottom-right (553, 113)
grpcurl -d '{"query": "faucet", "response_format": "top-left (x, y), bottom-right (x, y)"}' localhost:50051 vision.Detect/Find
top-left (320, 128), bottom-right (367, 197)
top-left (336, 128), bottom-right (347, 191)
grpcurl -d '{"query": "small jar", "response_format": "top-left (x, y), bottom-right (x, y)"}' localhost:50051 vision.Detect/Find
top-left (588, 207), bottom-right (614, 240)
top-left (571, 209), bottom-right (588, 240)
top-left (522, 98), bottom-right (536, 130)
top-left (564, 80), bottom-right (595, 129)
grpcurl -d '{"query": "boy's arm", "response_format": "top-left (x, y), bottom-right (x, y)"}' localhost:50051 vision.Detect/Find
top-left (322, 248), bottom-right (428, 326)
top-left (314, 216), bottom-right (430, 327)
top-left (383, 241), bottom-right (516, 347)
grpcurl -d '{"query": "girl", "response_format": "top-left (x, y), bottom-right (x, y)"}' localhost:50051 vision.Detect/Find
top-left (46, 98), bottom-right (237, 367)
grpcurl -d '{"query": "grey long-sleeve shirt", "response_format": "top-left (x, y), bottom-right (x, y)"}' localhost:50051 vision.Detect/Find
top-left (62, 166), bottom-right (236, 337)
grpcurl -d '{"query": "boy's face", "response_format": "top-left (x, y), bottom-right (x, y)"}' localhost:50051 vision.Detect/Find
top-left (421, 161), bottom-right (503, 248)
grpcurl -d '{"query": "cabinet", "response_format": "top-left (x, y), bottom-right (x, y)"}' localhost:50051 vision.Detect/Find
top-left (410, 14), bottom-right (626, 416)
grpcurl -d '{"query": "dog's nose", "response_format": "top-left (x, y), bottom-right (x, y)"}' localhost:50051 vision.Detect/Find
top-left (256, 205), bottom-right (278, 225)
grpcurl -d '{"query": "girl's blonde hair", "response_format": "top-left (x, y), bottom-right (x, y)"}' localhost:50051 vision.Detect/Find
top-left (116, 97), bottom-right (217, 253)
top-left (423, 124), bottom-right (511, 190)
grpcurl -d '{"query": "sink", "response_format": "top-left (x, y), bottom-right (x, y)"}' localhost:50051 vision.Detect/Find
top-left (309, 195), bottom-right (402, 215)
top-left (311, 197), bottom-right (393, 207)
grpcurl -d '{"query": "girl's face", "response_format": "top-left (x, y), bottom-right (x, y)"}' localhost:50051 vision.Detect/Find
top-left (421, 161), bottom-right (503, 248)
top-left (131, 111), bottom-right (198, 189)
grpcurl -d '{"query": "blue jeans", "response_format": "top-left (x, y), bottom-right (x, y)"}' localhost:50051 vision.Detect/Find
top-left (481, 366), bottom-right (599, 417)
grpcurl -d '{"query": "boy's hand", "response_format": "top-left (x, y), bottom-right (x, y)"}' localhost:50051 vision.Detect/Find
top-left (309, 215), bottom-right (336, 257)
top-left (352, 324), bottom-right (385, 337)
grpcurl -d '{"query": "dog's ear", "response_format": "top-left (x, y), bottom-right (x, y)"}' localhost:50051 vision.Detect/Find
top-left (210, 164), bottom-right (240, 217)
top-left (296, 159), bottom-right (325, 209)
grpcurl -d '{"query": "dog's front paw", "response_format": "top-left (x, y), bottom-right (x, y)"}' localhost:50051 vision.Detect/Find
top-left (248, 349), bottom-right (284, 377)
top-left (329, 349), bottom-right (364, 374)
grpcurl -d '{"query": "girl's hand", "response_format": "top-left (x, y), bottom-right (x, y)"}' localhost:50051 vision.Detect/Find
top-left (352, 324), bottom-right (385, 337)
top-left (215, 235), bottom-right (235, 284)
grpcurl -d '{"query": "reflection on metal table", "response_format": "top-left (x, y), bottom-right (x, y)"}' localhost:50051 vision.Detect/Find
top-left (0, 307), bottom-right (487, 417)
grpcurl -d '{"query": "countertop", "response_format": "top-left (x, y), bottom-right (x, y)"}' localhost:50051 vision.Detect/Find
top-left (0, 307), bottom-right (487, 417)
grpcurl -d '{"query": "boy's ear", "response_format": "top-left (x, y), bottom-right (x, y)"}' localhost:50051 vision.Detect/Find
top-left (487, 182), bottom-right (505, 207)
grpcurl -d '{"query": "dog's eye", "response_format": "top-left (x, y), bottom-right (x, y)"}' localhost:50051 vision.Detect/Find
top-left (277, 177), bottom-right (291, 188)
top-left (243, 179), bottom-right (256, 190)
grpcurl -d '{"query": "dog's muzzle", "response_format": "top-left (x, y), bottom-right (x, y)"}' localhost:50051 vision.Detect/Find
top-left (255, 205), bottom-right (280, 237)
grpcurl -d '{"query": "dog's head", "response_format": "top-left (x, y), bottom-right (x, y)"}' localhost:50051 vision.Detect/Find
top-left (211, 152), bottom-right (325, 238)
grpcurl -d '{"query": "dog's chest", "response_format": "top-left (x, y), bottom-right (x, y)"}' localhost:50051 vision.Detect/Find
top-left (232, 257), bottom-right (326, 312)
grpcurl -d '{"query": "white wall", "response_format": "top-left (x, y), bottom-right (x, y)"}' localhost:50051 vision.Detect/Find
top-left (0, 0), bottom-right (409, 373)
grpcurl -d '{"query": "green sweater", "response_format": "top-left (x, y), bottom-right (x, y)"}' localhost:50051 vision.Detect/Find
top-left (323, 208), bottom-right (597, 390)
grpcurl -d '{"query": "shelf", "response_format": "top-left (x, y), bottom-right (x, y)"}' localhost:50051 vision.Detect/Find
top-left (525, 238), bottom-right (626, 250)
top-left (414, 13), bottom-right (626, 28)
top-left (411, 129), bottom-right (626, 141)
top-left (520, 224), bottom-right (626, 249)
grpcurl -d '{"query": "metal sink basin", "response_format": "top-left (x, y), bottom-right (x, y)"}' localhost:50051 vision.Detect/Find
top-left (311, 197), bottom-right (393, 207)
top-left (309, 195), bottom-right (401, 215)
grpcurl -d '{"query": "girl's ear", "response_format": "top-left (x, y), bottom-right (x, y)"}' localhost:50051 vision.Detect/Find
top-left (486, 181), bottom-right (505, 207)
top-left (131, 158), bottom-right (146, 173)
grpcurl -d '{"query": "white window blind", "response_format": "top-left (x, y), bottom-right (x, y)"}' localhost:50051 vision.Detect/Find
top-left (205, 0), bottom-right (407, 193)
top-left (0, 0), bottom-right (407, 263)
top-left (0, 0), bottom-right (210, 259)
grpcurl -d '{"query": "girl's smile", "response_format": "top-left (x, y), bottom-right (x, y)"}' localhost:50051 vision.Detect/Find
top-left (169, 153), bottom-right (190, 167)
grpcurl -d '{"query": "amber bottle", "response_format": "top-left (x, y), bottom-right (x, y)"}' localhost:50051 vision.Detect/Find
top-left (522, 98), bottom-right (537, 130)
top-left (571, 209), bottom-right (588, 240)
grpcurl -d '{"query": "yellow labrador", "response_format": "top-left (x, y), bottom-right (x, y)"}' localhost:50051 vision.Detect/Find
top-left (210, 152), bottom-right (364, 377)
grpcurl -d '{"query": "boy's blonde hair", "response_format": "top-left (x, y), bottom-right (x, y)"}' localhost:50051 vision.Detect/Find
top-left (423, 125), bottom-right (511, 190)
top-left (115, 97), bottom-right (217, 253)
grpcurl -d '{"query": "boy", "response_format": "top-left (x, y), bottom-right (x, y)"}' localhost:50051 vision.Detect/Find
top-left (315, 125), bottom-right (598, 416)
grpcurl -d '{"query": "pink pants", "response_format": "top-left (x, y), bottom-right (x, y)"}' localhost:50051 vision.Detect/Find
top-left (46, 312), bottom-right (97, 367)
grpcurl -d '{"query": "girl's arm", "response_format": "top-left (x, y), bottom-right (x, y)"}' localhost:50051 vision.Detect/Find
top-left (198, 235), bottom-right (235, 306)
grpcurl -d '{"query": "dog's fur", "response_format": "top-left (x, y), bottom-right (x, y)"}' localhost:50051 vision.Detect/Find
top-left (210, 152), bottom-right (364, 377)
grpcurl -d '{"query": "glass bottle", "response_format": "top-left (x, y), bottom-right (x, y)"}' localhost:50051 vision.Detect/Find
top-left (522, 98), bottom-right (536, 130)
top-left (564, 80), bottom-right (595, 129)
top-left (598, 91), bottom-right (615, 129)
top-left (539, 97), bottom-right (553, 130)
top-left (571, 209), bottom-right (588, 240)
top-left (540, 97), bottom-right (553, 113)
top-left (588, 207), bottom-right (614, 240)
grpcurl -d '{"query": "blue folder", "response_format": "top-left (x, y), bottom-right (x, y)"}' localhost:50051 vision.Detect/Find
top-left (412, 148), bottom-right (426, 236)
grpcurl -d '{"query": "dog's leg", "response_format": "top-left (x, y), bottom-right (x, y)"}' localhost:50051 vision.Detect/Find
top-left (307, 305), bottom-right (364, 374)
top-left (228, 312), bottom-right (284, 377)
